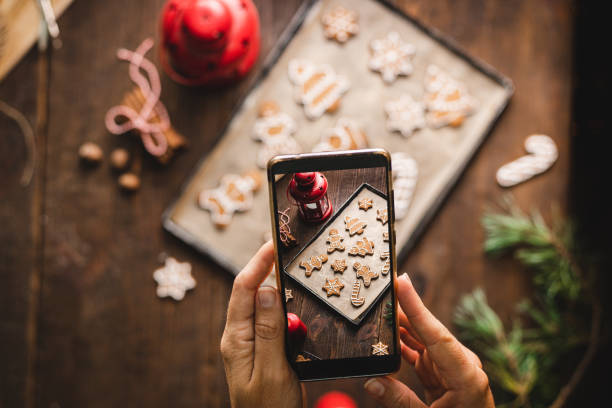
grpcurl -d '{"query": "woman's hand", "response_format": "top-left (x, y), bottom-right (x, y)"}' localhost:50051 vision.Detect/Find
top-left (364, 274), bottom-right (494, 408)
top-left (220, 241), bottom-right (304, 408)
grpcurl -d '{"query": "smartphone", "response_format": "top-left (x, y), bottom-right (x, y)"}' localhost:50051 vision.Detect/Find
top-left (267, 149), bottom-right (400, 381)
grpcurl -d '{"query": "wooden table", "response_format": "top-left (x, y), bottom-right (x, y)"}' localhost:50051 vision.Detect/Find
top-left (0, 0), bottom-right (575, 407)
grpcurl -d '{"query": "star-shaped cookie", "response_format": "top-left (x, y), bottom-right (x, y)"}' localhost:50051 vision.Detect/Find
top-left (331, 258), bottom-right (347, 273)
top-left (376, 208), bottom-right (388, 225)
top-left (285, 288), bottom-right (293, 302)
top-left (358, 197), bottom-right (373, 211)
top-left (323, 277), bottom-right (344, 297)
top-left (372, 341), bottom-right (389, 356)
top-left (153, 257), bottom-right (196, 301)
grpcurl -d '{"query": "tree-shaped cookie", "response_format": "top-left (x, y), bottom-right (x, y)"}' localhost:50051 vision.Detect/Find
top-left (424, 65), bottom-right (477, 128)
top-left (299, 254), bottom-right (328, 277)
top-left (348, 237), bottom-right (375, 257)
top-left (353, 262), bottom-right (379, 287)
top-left (344, 215), bottom-right (367, 236)
top-left (326, 228), bottom-right (345, 253)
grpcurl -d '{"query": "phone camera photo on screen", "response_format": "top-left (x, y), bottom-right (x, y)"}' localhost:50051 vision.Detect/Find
top-left (267, 149), bottom-right (400, 381)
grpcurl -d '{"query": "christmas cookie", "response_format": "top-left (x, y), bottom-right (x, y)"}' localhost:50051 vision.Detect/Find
top-left (344, 215), bottom-right (367, 235)
top-left (348, 236), bottom-right (375, 257)
top-left (351, 280), bottom-right (365, 307)
top-left (368, 32), bottom-right (416, 84)
top-left (321, 6), bottom-right (359, 44)
top-left (391, 152), bottom-right (418, 220)
top-left (380, 250), bottom-right (390, 276)
top-left (354, 262), bottom-right (378, 287)
top-left (153, 257), bottom-right (196, 301)
top-left (372, 341), bottom-right (389, 356)
top-left (299, 254), bottom-right (328, 277)
top-left (383, 231), bottom-right (389, 242)
top-left (376, 208), bottom-right (388, 225)
top-left (323, 277), bottom-right (344, 297)
top-left (496, 134), bottom-right (558, 187)
top-left (358, 198), bottom-right (373, 211)
top-left (288, 59), bottom-right (350, 120)
top-left (312, 117), bottom-right (368, 152)
top-left (424, 65), bottom-right (477, 128)
top-left (252, 101), bottom-right (301, 168)
top-left (197, 170), bottom-right (262, 228)
top-left (285, 288), bottom-right (293, 302)
top-left (331, 258), bottom-right (347, 273)
top-left (385, 94), bottom-right (426, 138)
top-left (326, 228), bottom-right (345, 253)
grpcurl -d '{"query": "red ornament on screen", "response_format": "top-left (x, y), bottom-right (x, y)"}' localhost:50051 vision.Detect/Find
top-left (160, 0), bottom-right (260, 86)
top-left (314, 391), bottom-right (358, 408)
top-left (288, 172), bottom-right (333, 223)
top-left (286, 312), bottom-right (307, 342)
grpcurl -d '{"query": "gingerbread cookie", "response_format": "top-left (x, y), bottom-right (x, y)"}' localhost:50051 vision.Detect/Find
top-left (296, 354), bottom-right (311, 362)
top-left (299, 254), bottom-right (328, 277)
top-left (348, 237), bottom-right (375, 257)
top-left (351, 280), bottom-right (365, 307)
top-left (312, 117), bottom-right (368, 152)
top-left (383, 231), bottom-right (389, 242)
top-left (391, 152), bottom-right (418, 220)
top-left (354, 262), bottom-right (378, 287)
top-left (385, 94), bottom-right (426, 138)
top-left (285, 288), bottom-right (293, 302)
top-left (376, 208), bottom-right (388, 225)
top-left (344, 215), bottom-right (367, 236)
top-left (288, 59), bottom-right (350, 120)
top-left (496, 134), bottom-right (558, 187)
top-left (326, 228), bottom-right (345, 253)
top-left (372, 341), bottom-right (389, 356)
top-left (368, 32), bottom-right (416, 84)
top-left (358, 198), bottom-right (373, 211)
top-left (331, 258), bottom-right (347, 273)
top-left (153, 257), bottom-right (196, 301)
top-left (321, 6), bottom-right (359, 44)
top-left (197, 170), bottom-right (262, 228)
top-left (323, 277), bottom-right (344, 297)
top-left (424, 65), bottom-right (477, 128)
top-left (380, 250), bottom-right (390, 276)
top-left (252, 101), bottom-right (301, 168)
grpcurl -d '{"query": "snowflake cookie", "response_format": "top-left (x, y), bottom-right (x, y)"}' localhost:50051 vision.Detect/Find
top-left (252, 101), bottom-right (301, 168)
top-left (384, 94), bottom-right (426, 138)
top-left (153, 257), bottom-right (196, 301)
top-left (323, 277), bottom-right (345, 297)
top-left (424, 65), bottom-right (477, 128)
top-left (368, 32), bottom-right (416, 84)
top-left (288, 59), bottom-right (350, 120)
top-left (321, 6), bottom-right (359, 43)
top-left (372, 341), bottom-right (389, 356)
top-left (312, 117), bottom-right (368, 152)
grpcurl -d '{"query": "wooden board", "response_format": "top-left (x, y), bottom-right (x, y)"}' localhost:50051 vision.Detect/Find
top-left (163, 0), bottom-right (513, 275)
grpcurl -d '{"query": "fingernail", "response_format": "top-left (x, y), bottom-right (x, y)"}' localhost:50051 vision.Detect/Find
top-left (400, 273), bottom-right (410, 282)
top-left (257, 287), bottom-right (276, 309)
top-left (364, 379), bottom-right (385, 397)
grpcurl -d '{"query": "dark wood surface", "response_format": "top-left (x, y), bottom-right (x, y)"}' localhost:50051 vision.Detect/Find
top-left (277, 168), bottom-right (393, 360)
top-left (0, 0), bottom-right (575, 407)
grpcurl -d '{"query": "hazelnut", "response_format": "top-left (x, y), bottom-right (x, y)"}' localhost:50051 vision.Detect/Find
top-left (78, 142), bottom-right (103, 164)
top-left (110, 148), bottom-right (130, 170)
top-left (118, 173), bottom-right (140, 192)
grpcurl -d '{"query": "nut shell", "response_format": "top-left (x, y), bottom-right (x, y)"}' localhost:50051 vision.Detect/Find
top-left (110, 148), bottom-right (130, 170)
top-left (78, 142), bottom-right (103, 164)
top-left (118, 173), bottom-right (141, 192)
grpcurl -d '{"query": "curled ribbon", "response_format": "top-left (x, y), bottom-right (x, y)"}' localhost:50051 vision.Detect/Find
top-left (105, 38), bottom-right (169, 156)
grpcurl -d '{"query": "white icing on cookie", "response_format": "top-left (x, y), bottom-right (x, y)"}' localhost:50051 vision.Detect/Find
top-left (252, 109), bottom-right (300, 168)
top-left (496, 134), bottom-right (558, 187)
top-left (312, 117), bottom-right (368, 152)
top-left (368, 32), bottom-right (416, 84)
top-left (322, 6), bottom-right (359, 43)
top-left (198, 173), bottom-right (260, 227)
top-left (391, 152), bottom-right (418, 220)
top-left (424, 65), bottom-right (477, 128)
top-left (384, 94), bottom-right (426, 138)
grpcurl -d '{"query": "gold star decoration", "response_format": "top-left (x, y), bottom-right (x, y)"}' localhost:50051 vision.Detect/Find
top-left (285, 288), bottom-right (293, 302)
top-left (323, 277), bottom-right (344, 297)
top-left (331, 258), bottom-right (347, 273)
top-left (376, 208), bottom-right (388, 225)
top-left (372, 341), bottom-right (389, 356)
top-left (358, 197), bottom-right (373, 211)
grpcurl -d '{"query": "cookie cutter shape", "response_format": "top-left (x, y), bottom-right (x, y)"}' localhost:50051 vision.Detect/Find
top-left (252, 101), bottom-right (301, 168)
top-left (368, 32), bottom-right (416, 84)
top-left (321, 6), bottom-right (359, 43)
top-left (344, 215), bottom-right (367, 236)
top-left (372, 341), bottom-right (389, 356)
top-left (496, 134), bottom-right (558, 187)
top-left (376, 208), bottom-right (388, 225)
top-left (331, 258), bottom-right (348, 273)
top-left (312, 117), bottom-right (368, 152)
top-left (299, 254), bottom-right (328, 277)
top-left (323, 277), bottom-right (345, 297)
top-left (391, 152), bottom-right (418, 220)
top-left (385, 94), bottom-right (426, 138)
top-left (197, 170), bottom-right (262, 228)
top-left (326, 228), bottom-right (345, 253)
top-left (424, 65), bottom-right (477, 128)
top-left (348, 236), bottom-right (375, 257)
top-left (153, 257), bottom-right (196, 301)
top-left (288, 59), bottom-right (350, 120)
top-left (351, 280), bottom-right (365, 307)
top-left (354, 262), bottom-right (379, 287)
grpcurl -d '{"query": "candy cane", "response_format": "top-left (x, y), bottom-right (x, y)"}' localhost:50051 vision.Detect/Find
top-left (496, 135), bottom-right (558, 187)
top-left (351, 280), bottom-right (365, 307)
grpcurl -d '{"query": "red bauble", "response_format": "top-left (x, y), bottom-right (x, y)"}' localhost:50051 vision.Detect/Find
top-left (286, 312), bottom-right (307, 342)
top-left (160, 0), bottom-right (260, 86)
top-left (314, 391), bottom-right (358, 408)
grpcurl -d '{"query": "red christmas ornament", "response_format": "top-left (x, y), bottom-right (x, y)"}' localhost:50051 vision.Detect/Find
top-left (314, 391), bottom-right (358, 408)
top-left (286, 312), bottom-right (307, 342)
top-left (160, 0), bottom-right (260, 86)
top-left (288, 172), bottom-right (333, 223)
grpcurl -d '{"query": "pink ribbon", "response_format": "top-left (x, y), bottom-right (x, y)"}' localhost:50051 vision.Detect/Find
top-left (105, 38), bottom-right (169, 156)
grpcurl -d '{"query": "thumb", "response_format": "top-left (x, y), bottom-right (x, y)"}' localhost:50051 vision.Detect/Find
top-left (365, 376), bottom-right (428, 408)
top-left (252, 286), bottom-right (289, 377)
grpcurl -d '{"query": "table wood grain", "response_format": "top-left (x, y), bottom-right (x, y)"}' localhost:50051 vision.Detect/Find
top-left (0, 0), bottom-right (577, 407)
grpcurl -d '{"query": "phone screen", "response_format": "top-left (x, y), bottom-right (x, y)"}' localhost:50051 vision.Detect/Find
top-left (269, 150), bottom-right (399, 380)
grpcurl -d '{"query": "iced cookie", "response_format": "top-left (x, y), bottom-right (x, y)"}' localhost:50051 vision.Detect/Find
top-left (344, 215), bottom-right (367, 236)
top-left (351, 280), bottom-right (365, 307)
top-left (496, 134), bottom-right (558, 187)
top-left (348, 237), bottom-right (375, 257)
top-left (323, 277), bottom-right (344, 297)
top-left (326, 228), bottom-right (345, 253)
top-left (424, 65), bottom-right (477, 128)
top-left (252, 101), bottom-right (301, 168)
top-left (385, 94), bottom-right (426, 138)
top-left (299, 254), bottom-right (328, 277)
top-left (312, 117), bottom-right (368, 152)
top-left (354, 262), bottom-right (378, 287)
top-left (391, 152), bottom-right (418, 220)
top-left (368, 32), bottom-right (416, 84)
top-left (321, 6), bottom-right (359, 43)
